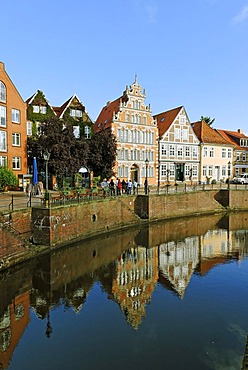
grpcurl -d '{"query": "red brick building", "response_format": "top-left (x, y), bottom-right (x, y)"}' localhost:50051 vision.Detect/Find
top-left (0, 62), bottom-right (27, 186)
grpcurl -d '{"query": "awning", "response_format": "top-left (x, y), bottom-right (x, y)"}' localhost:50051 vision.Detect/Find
top-left (79, 167), bottom-right (88, 173)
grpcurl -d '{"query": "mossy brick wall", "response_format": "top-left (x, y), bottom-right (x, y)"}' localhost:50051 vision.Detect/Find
top-left (32, 198), bottom-right (141, 247)
top-left (148, 190), bottom-right (225, 221)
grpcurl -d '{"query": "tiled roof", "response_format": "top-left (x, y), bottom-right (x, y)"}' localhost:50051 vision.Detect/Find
top-left (217, 129), bottom-right (248, 150)
top-left (94, 97), bottom-right (122, 132)
top-left (191, 120), bottom-right (232, 145)
top-left (153, 106), bottom-right (183, 138)
top-left (53, 96), bottom-right (73, 118)
top-left (25, 92), bottom-right (36, 105)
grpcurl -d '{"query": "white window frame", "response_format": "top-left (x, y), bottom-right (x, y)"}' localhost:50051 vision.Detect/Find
top-left (0, 130), bottom-right (7, 151)
top-left (40, 106), bottom-right (47, 114)
top-left (27, 121), bottom-right (32, 136)
top-left (12, 133), bottom-right (20, 146)
top-left (161, 144), bottom-right (166, 156)
top-left (169, 145), bottom-right (175, 156)
top-left (0, 82), bottom-right (6, 103)
top-left (179, 115), bottom-right (186, 125)
top-left (177, 146), bottom-right (183, 157)
top-left (0, 155), bottom-right (7, 167)
top-left (73, 126), bottom-right (80, 139)
top-left (84, 125), bottom-right (91, 139)
top-left (12, 156), bottom-right (21, 170)
top-left (12, 109), bottom-right (20, 123)
top-left (185, 146), bottom-right (190, 157)
top-left (70, 109), bottom-right (82, 118)
top-left (0, 106), bottom-right (6, 127)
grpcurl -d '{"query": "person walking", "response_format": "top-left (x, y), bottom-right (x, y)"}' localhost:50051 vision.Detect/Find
top-left (109, 179), bottom-right (115, 196)
top-left (127, 179), bottom-right (132, 195)
top-left (133, 180), bottom-right (138, 195)
top-left (121, 179), bottom-right (127, 194)
top-left (116, 178), bottom-right (122, 195)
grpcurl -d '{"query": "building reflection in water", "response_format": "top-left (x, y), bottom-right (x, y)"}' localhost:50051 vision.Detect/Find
top-left (111, 246), bottom-right (158, 329)
top-left (0, 212), bottom-right (248, 367)
top-left (0, 292), bottom-right (30, 370)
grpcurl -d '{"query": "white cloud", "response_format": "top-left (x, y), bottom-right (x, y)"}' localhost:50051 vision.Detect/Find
top-left (145, 4), bottom-right (157, 23)
top-left (130, 0), bottom-right (158, 23)
top-left (232, 5), bottom-right (248, 23)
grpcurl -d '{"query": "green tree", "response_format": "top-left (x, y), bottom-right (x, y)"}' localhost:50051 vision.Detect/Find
top-left (88, 129), bottom-right (117, 180)
top-left (201, 116), bottom-right (215, 126)
top-left (27, 116), bottom-right (89, 188)
top-left (0, 167), bottom-right (18, 191)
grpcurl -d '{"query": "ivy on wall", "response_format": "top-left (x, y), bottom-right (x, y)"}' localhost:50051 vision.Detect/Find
top-left (27, 90), bottom-right (56, 122)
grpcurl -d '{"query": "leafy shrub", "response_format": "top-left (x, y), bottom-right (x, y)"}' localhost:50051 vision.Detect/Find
top-left (0, 167), bottom-right (18, 191)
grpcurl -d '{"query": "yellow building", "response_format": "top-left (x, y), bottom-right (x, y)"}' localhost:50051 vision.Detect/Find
top-left (95, 77), bottom-right (158, 186)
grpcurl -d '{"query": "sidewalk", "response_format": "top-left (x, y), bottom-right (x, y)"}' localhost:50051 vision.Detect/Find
top-left (0, 191), bottom-right (43, 212)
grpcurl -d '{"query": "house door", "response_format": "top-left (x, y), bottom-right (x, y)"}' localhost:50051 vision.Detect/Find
top-left (215, 166), bottom-right (220, 181)
top-left (175, 163), bottom-right (185, 182)
top-left (131, 164), bottom-right (138, 183)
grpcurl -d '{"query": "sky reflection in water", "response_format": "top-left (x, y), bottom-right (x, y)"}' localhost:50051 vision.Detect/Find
top-left (0, 212), bottom-right (248, 370)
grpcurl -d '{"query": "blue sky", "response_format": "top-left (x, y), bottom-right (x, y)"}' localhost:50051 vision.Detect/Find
top-left (1, 0), bottom-right (248, 133)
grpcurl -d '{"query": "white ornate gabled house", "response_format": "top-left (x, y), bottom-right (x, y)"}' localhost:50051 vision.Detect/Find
top-left (153, 106), bottom-right (200, 185)
top-left (94, 77), bottom-right (158, 185)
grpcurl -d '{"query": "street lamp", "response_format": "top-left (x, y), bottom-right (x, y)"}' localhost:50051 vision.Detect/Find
top-left (145, 158), bottom-right (149, 195)
top-left (43, 149), bottom-right (51, 191)
top-left (228, 161), bottom-right (231, 190)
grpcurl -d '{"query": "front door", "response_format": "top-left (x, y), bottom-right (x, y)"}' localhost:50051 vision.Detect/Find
top-left (131, 165), bottom-right (138, 183)
top-left (175, 163), bottom-right (185, 182)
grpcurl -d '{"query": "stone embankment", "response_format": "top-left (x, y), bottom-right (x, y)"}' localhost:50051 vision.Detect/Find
top-left (0, 188), bottom-right (248, 271)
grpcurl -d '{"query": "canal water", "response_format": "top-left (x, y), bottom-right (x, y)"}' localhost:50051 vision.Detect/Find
top-left (0, 212), bottom-right (248, 370)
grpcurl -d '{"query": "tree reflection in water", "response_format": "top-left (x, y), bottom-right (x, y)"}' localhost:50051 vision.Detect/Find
top-left (0, 212), bottom-right (248, 370)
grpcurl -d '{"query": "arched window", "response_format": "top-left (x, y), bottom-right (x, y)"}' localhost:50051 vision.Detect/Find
top-left (0, 81), bottom-right (6, 102)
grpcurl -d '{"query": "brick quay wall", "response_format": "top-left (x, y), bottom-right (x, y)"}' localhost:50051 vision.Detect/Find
top-left (31, 189), bottom-right (248, 247)
top-left (0, 189), bottom-right (248, 269)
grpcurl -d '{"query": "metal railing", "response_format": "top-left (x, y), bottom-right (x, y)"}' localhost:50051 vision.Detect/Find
top-left (0, 183), bottom-right (247, 211)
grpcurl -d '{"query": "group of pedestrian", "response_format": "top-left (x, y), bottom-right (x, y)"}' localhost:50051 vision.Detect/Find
top-left (101, 178), bottom-right (139, 196)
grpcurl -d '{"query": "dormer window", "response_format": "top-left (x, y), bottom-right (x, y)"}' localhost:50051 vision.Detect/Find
top-left (240, 138), bottom-right (248, 147)
top-left (70, 109), bottom-right (82, 118)
top-left (0, 82), bottom-right (6, 103)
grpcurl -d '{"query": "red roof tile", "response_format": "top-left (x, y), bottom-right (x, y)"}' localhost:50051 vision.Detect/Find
top-left (153, 106), bottom-right (183, 138)
top-left (191, 120), bottom-right (232, 145)
top-left (217, 129), bottom-right (248, 150)
top-left (94, 97), bottom-right (122, 132)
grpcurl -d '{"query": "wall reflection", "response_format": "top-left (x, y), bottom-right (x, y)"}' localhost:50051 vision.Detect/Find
top-left (0, 212), bottom-right (248, 368)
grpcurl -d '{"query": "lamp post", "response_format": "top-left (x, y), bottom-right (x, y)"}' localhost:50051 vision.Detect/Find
top-left (145, 158), bottom-right (149, 195)
top-left (228, 161), bottom-right (231, 190)
top-left (43, 149), bottom-right (51, 191)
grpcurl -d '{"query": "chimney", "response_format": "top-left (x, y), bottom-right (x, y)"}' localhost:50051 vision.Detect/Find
top-left (237, 129), bottom-right (243, 134)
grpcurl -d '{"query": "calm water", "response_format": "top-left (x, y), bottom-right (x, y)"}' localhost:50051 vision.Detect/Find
top-left (0, 212), bottom-right (248, 370)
